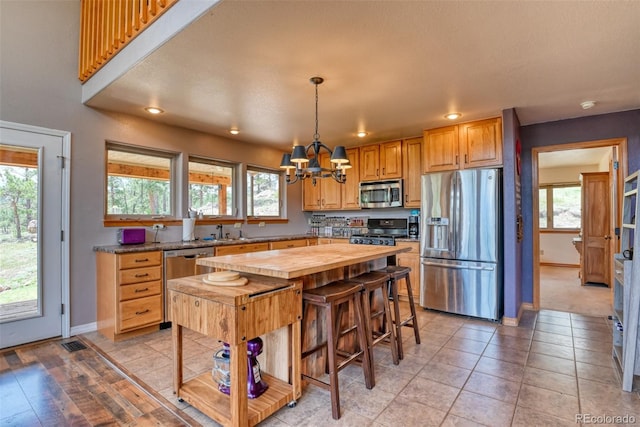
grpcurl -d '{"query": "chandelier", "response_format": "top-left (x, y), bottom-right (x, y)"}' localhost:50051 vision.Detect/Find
top-left (279, 77), bottom-right (350, 185)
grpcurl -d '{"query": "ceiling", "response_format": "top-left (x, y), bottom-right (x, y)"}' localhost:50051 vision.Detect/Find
top-left (538, 146), bottom-right (611, 169)
top-left (85, 1), bottom-right (640, 152)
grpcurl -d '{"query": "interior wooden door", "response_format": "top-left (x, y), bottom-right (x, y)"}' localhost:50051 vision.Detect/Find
top-left (581, 172), bottom-right (611, 286)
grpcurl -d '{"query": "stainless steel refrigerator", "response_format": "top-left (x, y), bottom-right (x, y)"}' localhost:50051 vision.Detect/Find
top-left (419, 168), bottom-right (503, 321)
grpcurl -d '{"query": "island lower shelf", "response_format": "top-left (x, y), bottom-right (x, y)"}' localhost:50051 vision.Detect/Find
top-left (178, 371), bottom-right (294, 426)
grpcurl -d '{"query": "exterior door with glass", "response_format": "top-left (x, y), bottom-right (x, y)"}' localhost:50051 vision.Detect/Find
top-left (0, 122), bottom-right (68, 348)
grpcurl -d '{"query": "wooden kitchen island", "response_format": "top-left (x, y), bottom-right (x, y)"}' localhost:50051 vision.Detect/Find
top-left (170, 243), bottom-right (409, 427)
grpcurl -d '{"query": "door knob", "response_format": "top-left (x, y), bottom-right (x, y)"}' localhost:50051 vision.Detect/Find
top-left (604, 235), bottom-right (612, 240)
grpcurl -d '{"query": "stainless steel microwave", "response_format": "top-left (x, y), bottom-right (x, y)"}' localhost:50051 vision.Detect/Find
top-left (359, 179), bottom-right (403, 208)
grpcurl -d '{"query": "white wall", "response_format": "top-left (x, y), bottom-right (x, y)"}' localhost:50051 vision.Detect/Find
top-left (0, 1), bottom-right (308, 327)
top-left (538, 163), bottom-right (610, 266)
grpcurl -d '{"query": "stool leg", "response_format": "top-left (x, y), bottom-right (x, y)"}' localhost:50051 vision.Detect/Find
top-left (388, 278), bottom-right (404, 360)
top-left (326, 302), bottom-right (341, 420)
top-left (404, 274), bottom-right (421, 345)
top-left (380, 283), bottom-right (399, 365)
top-left (353, 293), bottom-right (375, 389)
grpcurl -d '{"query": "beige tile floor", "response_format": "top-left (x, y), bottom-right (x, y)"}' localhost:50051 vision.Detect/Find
top-left (82, 304), bottom-right (640, 426)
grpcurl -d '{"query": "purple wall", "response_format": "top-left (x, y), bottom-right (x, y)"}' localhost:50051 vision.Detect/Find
top-left (502, 109), bottom-right (523, 319)
top-left (518, 109), bottom-right (640, 304)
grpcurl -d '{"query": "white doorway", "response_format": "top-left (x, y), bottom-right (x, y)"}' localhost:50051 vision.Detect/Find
top-left (0, 121), bottom-right (70, 348)
top-left (532, 138), bottom-right (628, 315)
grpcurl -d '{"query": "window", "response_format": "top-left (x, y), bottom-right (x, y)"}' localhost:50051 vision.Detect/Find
top-left (539, 184), bottom-right (581, 229)
top-left (188, 156), bottom-right (236, 217)
top-left (106, 144), bottom-right (175, 217)
top-left (247, 166), bottom-right (283, 217)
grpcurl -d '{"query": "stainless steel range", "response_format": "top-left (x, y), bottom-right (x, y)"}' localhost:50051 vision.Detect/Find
top-left (349, 218), bottom-right (408, 246)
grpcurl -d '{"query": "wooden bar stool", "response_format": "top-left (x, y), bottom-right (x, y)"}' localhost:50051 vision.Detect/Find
top-left (301, 280), bottom-right (374, 420)
top-left (377, 265), bottom-right (421, 360)
top-left (350, 271), bottom-right (400, 366)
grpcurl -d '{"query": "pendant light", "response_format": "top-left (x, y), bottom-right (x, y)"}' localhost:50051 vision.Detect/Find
top-left (280, 77), bottom-right (350, 185)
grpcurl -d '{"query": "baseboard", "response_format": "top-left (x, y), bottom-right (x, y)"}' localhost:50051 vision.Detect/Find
top-left (70, 322), bottom-right (97, 336)
top-left (502, 302), bottom-right (534, 327)
top-left (539, 262), bottom-right (579, 268)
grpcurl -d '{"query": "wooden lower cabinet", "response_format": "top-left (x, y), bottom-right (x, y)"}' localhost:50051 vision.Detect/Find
top-left (269, 239), bottom-right (309, 250)
top-left (215, 242), bottom-right (269, 256)
top-left (96, 250), bottom-right (163, 341)
top-left (395, 241), bottom-right (420, 300)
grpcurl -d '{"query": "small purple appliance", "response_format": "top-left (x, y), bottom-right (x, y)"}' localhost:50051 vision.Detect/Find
top-left (211, 337), bottom-right (269, 399)
top-left (117, 228), bottom-right (145, 245)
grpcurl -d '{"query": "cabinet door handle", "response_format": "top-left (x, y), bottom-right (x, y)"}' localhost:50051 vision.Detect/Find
top-left (455, 155), bottom-right (459, 165)
top-left (382, 167), bottom-right (385, 175)
top-left (135, 309), bottom-right (150, 315)
top-left (134, 287), bottom-right (149, 293)
top-left (134, 273), bottom-right (149, 278)
top-left (376, 168), bottom-right (379, 176)
top-left (135, 258), bottom-right (149, 263)
top-left (464, 154), bottom-right (468, 164)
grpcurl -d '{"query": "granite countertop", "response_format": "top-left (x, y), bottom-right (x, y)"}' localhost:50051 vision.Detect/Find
top-left (93, 234), bottom-right (314, 253)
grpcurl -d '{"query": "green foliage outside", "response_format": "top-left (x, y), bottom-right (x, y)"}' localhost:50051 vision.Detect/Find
top-left (107, 176), bottom-right (170, 215)
top-left (0, 165), bottom-right (38, 304)
top-left (0, 239), bottom-right (37, 304)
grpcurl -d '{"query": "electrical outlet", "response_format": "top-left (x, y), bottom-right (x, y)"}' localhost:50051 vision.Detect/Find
top-left (259, 221), bottom-right (266, 227)
top-left (152, 224), bottom-right (166, 230)
top-left (540, 249), bottom-right (544, 255)
top-left (233, 222), bottom-right (242, 229)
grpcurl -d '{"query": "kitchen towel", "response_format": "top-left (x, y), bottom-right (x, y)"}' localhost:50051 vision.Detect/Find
top-left (182, 218), bottom-right (196, 241)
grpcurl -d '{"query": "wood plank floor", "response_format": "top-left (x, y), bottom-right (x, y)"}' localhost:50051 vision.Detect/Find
top-left (0, 337), bottom-right (198, 426)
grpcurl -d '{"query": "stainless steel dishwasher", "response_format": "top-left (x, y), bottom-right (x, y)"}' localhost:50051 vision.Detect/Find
top-left (162, 246), bottom-right (214, 326)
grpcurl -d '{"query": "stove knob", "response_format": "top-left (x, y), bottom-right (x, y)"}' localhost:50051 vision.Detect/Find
top-left (365, 239), bottom-right (372, 244)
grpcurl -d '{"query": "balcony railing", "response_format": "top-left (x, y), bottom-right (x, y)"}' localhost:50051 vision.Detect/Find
top-left (78, 0), bottom-right (178, 82)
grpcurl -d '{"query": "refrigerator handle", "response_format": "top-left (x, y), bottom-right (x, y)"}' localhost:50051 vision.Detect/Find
top-left (421, 260), bottom-right (495, 271)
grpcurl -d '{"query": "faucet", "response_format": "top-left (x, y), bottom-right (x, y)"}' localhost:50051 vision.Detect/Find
top-left (216, 224), bottom-right (223, 240)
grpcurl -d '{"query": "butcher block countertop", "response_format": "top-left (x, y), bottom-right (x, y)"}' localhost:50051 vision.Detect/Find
top-left (196, 243), bottom-right (410, 279)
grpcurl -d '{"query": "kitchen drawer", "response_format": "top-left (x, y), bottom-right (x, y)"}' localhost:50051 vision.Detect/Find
top-left (118, 295), bottom-right (162, 332)
top-left (118, 251), bottom-right (161, 269)
top-left (118, 265), bottom-right (162, 285)
top-left (215, 243), bottom-right (269, 256)
top-left (269, 239), bottom-right (308, 250)
top-left (396, 241), bottom-right (418, 253)
top-left (119, 280), bottom-right (161, 301)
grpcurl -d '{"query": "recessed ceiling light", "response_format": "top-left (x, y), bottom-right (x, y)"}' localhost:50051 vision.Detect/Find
top-left (145, 107), bottom-right (164, 114)
top-left (357, 131), bottom-right (368, 138)
top-left (229, 128), bottom-right (239, 135)
top-left (444, 113), bottom-right (461, 120)
top-left (580, 101), bottom-right (596, 110)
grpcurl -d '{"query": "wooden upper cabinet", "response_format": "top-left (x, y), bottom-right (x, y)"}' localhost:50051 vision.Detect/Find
top-left (319, 152), bottom-right (341, 209)
top-left (341, 147), bottom-right (361, 209)
top-left (360, 140), bottom-right (402, 181)
top-left (423, 117), bottom-right (502, 173)
top-left (402, 137), bottom-right (422, 208)
top-left (302, 152), bottom-right (341, 211)
top-left (360, 145), bottom-right (380, 181)
top-left (302, 173), bottom-right (321, 211)
top-left (380, 140), bottom-right (403, 178)
top-left (459, 117), bottom-right (503, 169)
top-left (423, 125), bottom-right (459, 172)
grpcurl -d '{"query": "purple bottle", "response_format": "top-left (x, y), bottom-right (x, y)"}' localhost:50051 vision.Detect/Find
top-left (214, 338), bottom-right (268, 399)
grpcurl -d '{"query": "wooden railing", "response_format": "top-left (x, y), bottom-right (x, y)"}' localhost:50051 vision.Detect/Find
top-left (78, 0), bottom-right (179, 82)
